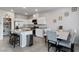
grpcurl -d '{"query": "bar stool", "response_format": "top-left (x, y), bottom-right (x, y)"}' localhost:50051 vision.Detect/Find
top-left (9, 33), bottom-right (20, 48)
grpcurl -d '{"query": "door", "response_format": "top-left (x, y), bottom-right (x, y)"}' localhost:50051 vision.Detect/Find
top-left (3, 18), bottom-right (11, 36)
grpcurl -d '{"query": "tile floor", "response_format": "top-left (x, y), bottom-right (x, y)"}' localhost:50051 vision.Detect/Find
top-left (0, 36), bottom-right (48, 52)
top-left (0, 36), bottom-right (78, 52)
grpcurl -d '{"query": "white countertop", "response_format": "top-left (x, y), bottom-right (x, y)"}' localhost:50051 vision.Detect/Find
top-left (12, 29), bottom-right (32, 34)
top-left (56, 31), bottom-right (69, 40)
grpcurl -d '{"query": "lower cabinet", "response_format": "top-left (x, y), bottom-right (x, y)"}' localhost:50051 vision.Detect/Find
top-left (36, 29), bottom-right (44, 37)
top-left (26, 35), bottom-right (33, 46)
top-left (20, 34), bottom-right (33, 48)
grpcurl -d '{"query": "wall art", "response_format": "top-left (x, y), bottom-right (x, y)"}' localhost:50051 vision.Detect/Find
top-left (72, 7), bottom-right (77, 12)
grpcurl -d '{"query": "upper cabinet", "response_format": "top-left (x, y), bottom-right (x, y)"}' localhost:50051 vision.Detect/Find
top-left (37, 17), bottom-right (47, 24)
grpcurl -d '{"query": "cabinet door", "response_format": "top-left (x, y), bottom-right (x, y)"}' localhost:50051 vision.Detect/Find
top-left (36, 29), bottom-right (44, 37)
top-left (0, 17), bottom-right (3, 40)
top-left (37, 17), bottom-right (46, 24)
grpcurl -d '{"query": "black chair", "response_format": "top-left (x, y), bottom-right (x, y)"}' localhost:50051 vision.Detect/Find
top-left (57, 31), bottom-right (76, 52)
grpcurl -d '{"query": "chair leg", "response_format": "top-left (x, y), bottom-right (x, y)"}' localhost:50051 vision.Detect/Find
top-left (13, 36), bottom-right (16, 48)
top-left (54, 45), bottom-right (57, 52)
top-left (48, 41), bottom-right (51, 52)
top-left (13, 42), bottom-right (15, 48)
top-left (44, 36), bottom-right (47, 44)
top-left (71, 44), bottom-right (74, 52)
top-left (19, 37), bottom-right (20, 46)
top-left (48, 42), bottom-right (49, 52)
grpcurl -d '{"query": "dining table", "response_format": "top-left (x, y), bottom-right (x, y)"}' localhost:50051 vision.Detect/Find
top-left (44, 30), bottom-right (70, 43)
top-left (56, 31), bottom-right (70, 41)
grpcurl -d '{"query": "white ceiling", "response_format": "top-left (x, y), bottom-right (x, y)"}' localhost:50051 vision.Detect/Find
top-left (0, 7), bottom-right (61, 16)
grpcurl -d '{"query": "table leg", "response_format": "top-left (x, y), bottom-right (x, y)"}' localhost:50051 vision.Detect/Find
top-left (44, 36), bottom-right (47, 43)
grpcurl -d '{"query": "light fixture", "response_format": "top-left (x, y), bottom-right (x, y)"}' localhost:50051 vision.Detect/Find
top-left (33, 14), bottom-right (36, 18)
top-left (33, 13), bottom-right (39, 19)
top-left (5, 14), bottom-right (10, 18)
top-left (11, 9), bottom-right (14, 12)
top-left (23, 7), bottom-right (26, 8)
top-left (35, 9), bottom-right (38, 12)
top-left (25, 13), bottom-right (28, 15)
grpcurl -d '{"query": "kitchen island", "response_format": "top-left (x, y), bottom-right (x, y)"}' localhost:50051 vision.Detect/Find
top-left (12, 29), bottom-right (33, 48)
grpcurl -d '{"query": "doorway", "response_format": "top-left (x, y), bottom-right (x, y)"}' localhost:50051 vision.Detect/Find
top-left (3, 18), bottom-right (11, 37)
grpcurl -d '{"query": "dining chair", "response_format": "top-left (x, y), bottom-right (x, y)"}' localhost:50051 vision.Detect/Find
top-left (57, 31), bottom-right (76, 52)
top-left (47, 30), bottom-right (58, 52)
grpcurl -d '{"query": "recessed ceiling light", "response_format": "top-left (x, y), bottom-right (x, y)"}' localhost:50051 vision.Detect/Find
top-left (25, 13), bottom-right (28, 15)
top-left (23, 7), bottom-right (26, 8)
top-left (11, 9), bottom-right (14, 12)
top-left (35, 9), bottom-right (38, 12)
top-left (33, 14), bottom-right (36, 17)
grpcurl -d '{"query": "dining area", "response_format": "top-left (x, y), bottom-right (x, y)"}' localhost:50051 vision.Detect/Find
top-left (44, 26), bottom-right (77, 52)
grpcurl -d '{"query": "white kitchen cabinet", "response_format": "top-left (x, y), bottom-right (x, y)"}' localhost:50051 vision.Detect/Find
top-left (35, 17), bottom-right (47, 38)
top-left (20, 31), bottom-right (32, 48)
top-left (37, 17), bottom-right (46, 24)
top-left (0, 17), bottom-right (3, 40)
top-left (36, 29), bottom-right (44, 37)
